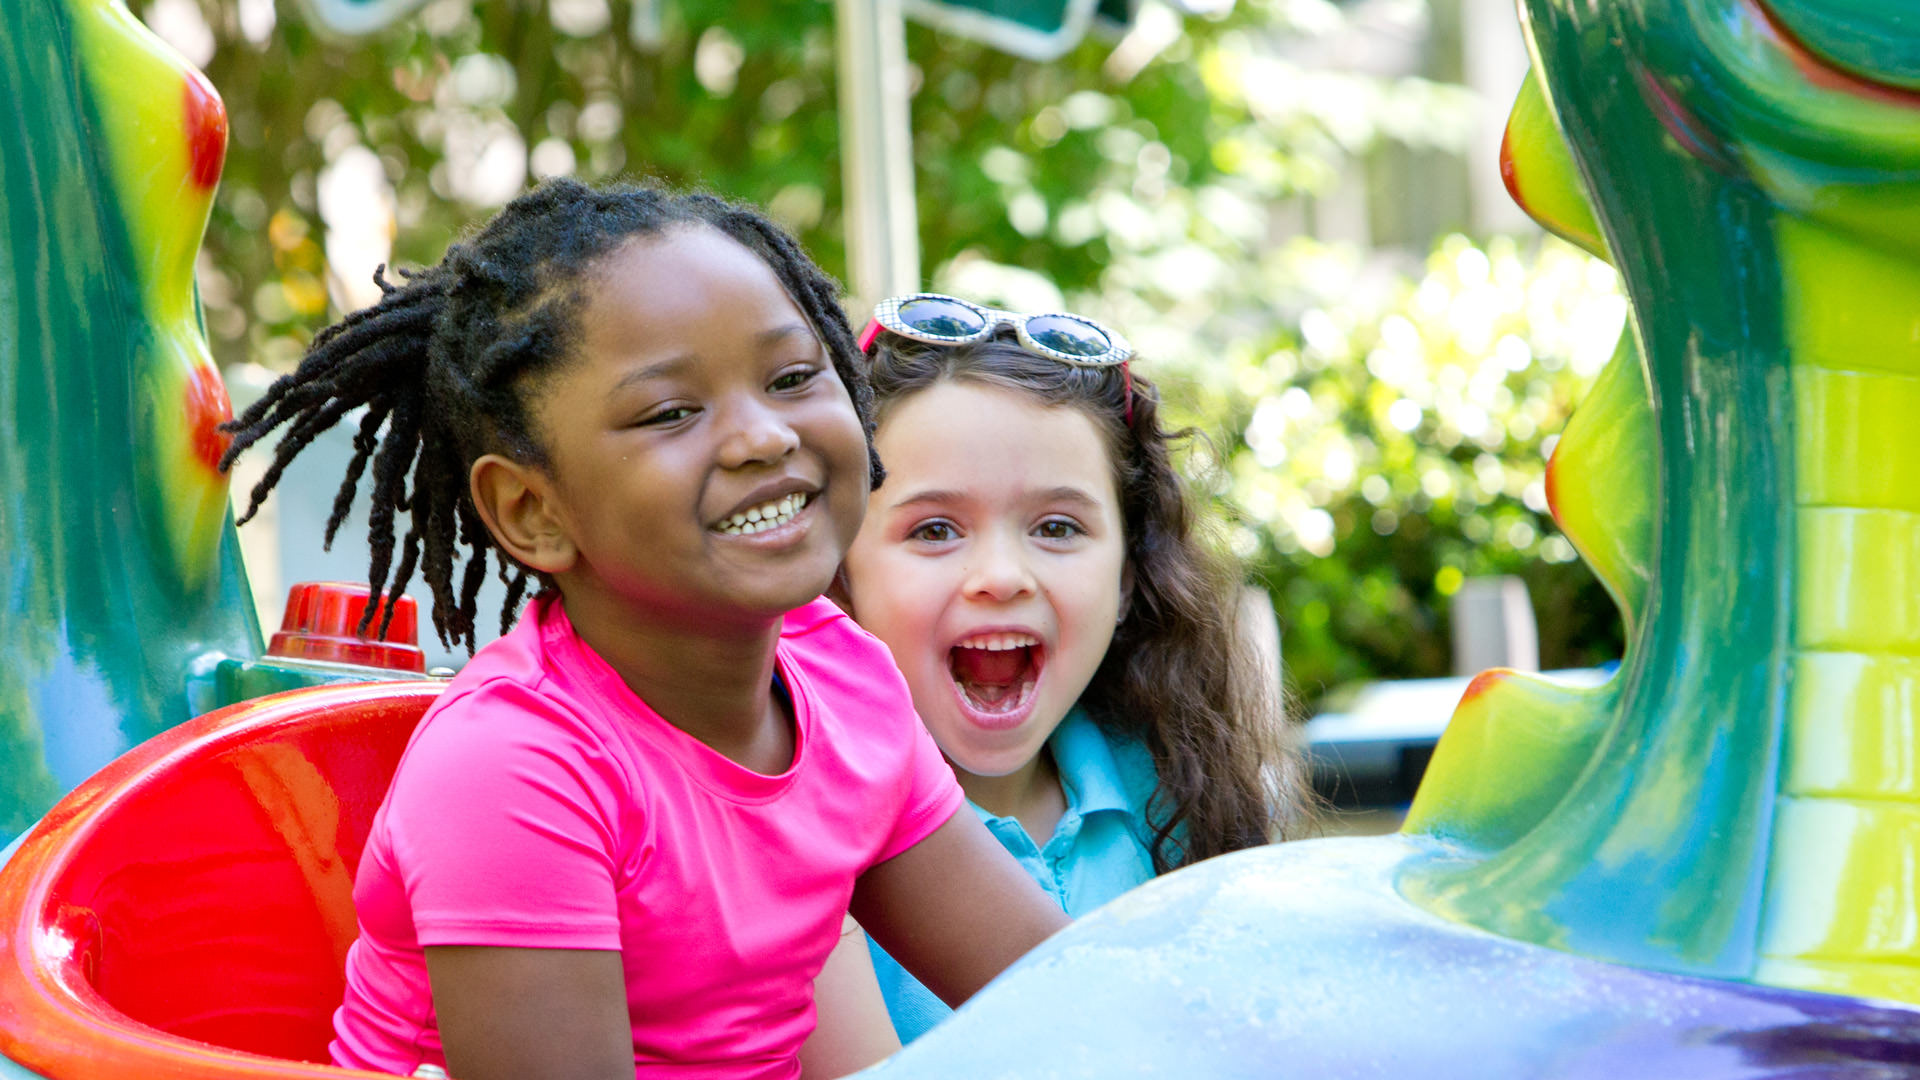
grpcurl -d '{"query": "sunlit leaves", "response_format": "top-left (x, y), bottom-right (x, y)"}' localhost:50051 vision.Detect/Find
top-left (1157, 234), bottom-right (1624, 693)
top-left (178, 0), bottom-right (852, 373)
top-left (155, 0), bottom-right (1625, 696)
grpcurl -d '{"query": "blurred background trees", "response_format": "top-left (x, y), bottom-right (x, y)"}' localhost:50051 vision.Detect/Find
top-left (148, 0), bottom-right (1626, 702)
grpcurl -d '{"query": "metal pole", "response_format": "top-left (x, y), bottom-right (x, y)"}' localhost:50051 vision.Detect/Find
top-left (834, 0), bottom-right (921, 317)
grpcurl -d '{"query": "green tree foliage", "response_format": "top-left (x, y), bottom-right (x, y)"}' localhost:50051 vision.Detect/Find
top-left (1140, 235), bottom-right (1628, 695)
top-left (163, 0), bottom-right (1623, 699)
top-left (193, 0), bottom-right (855, 366)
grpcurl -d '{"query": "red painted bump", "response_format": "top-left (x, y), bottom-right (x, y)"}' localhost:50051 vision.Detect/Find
top-left (1457, 668), bottom-right (1510, 706)
top-left (1498, 120), bottom-right (1525, 213)
top-left (182, 69), bottom-right (227, 190)
top-left (1544, 444), bottom-right (1566, 527)
top-left (187, 359), bottom-right (234, 474)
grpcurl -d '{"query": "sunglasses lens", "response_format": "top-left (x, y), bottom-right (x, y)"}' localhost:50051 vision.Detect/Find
top-left (896, 297), bottom-right (988, 339)
top-left (1024, 314), bottom-right (1112, 359)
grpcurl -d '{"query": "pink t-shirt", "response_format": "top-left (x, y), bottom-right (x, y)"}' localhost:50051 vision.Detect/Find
top-left (330, 595), bottom-right (963, 1079)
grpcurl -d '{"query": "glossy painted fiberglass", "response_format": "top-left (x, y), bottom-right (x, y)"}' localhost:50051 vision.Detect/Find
top-left (0, 0), bottom-right (259, 840)
top-left (0, 0), bottom-right (419, 845)
top-left (0, 683), bottom-right (439, 1080)
top-left (867, 836), bottom-right (1920, 1078)
top-left (1399, 0), bottom-right (1920, 1007)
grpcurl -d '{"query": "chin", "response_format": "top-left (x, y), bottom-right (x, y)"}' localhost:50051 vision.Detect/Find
top-left (752, 561), bottom-right (845, 615)
top-left (937, 729), bottom-right (1051, 780)
top-left (765, 585), bottom-right (836, 617)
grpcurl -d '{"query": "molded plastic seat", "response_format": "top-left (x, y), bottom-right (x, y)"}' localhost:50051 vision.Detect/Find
top-left (0, 682), bottom-right (440, 1079)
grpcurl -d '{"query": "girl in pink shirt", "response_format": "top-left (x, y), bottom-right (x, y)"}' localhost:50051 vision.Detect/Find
top-left (220, 180), bottom-right (1067, 1080)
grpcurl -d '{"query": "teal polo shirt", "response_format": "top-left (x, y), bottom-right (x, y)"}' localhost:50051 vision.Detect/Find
top-left (868, 706), bottom-right (1160, 1043)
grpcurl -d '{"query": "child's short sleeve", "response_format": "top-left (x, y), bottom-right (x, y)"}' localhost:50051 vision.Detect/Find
top-left (785, 599), bottom-right (966, 867)
top-left (870, 690), bottom-right (966, 865)
top-left (384, 679), bottom-right (626, 950)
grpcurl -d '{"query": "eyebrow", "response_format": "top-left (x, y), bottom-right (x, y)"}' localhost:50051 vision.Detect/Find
top-left (615, 356), bottom-right (694, 391)
top-left (888, 489), bottom-right (968, 511)
top-left (1034, 486), bottom-right (1104, 510)
top-left (758, 323), bottom-right (816, 347)
top-left (888, 486), bottom-right (1103, 512)
top-left (611, 324), bottom-right (817, 391)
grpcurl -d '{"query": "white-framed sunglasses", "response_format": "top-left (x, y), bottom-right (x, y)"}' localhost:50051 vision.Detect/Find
top-left (858, 292), bottom-right (1135, 421)
top-left (858, 293), bottom-right (1132, 367)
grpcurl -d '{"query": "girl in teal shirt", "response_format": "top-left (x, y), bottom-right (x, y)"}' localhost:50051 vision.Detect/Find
top-left (839, 295), bottom-right (1311, 1043)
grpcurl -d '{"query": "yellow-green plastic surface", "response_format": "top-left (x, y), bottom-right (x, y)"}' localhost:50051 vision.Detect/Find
top-left (1404, 0), bottom-right (1920, 1005)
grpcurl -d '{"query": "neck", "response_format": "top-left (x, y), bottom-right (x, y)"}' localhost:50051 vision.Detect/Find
top-left (554, 584), bottom-right (791, 772)
top-left (958, 749), bottom-right (1066, 846)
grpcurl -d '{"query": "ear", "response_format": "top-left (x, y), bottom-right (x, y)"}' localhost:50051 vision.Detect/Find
top-left (1117, 560), bottom-right (1135, 625)
top-left (470, 453), bottom-right (577, 576)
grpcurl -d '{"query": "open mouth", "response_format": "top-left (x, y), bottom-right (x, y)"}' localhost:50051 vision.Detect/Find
top-left (947, 632), bottom-right (1043, 730)
top-left (715, 492), bottom-right (812, 536)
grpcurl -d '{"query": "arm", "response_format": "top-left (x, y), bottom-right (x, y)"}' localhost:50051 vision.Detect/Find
top-left (849, 808), bottom-right (1069, 1008)
top-left (426, 946), bottom-right (630, 1080)
top-left (798, 916), bottom-right (901, 1079)
top-left (387, 684), bottom-right (633, 1080)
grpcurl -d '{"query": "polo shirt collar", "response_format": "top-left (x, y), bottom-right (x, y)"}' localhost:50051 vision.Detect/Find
top-left (1050, 706), bottom-right (1131, 818)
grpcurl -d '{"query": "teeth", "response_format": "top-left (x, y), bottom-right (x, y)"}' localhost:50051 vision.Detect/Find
top-left (718, 493), bottom-right (809, 535)
top-left (954, 632), bottom-right (1039, 652)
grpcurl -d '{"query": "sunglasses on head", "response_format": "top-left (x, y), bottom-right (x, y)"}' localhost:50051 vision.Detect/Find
top-left (857, 293), bottom-right (1135, 422)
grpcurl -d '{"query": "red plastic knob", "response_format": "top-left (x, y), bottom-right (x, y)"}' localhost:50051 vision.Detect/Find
top-left (267, 582), bottom-right (427, 672)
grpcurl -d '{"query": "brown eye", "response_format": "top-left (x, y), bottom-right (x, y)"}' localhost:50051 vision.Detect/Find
top-left (771, 368), bottom-right (817, 392)
top-left (908, 520), bottom-right (957, 543)
top-left (642, 407), bottom-right (693, 426)
top-left (1034, 519), bottom-right (1082, 540)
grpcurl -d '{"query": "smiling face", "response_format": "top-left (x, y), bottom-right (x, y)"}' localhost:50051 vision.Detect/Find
top-left (843, 379), bottom-right (1129, 779)
top-left (516, 225), bottom-right (870, 633)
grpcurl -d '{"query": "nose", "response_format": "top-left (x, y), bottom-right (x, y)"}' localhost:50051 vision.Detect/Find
top-left (962, 530), bottom-right (1037, 603)
top-left (716, 396), bottom-right (800, 470)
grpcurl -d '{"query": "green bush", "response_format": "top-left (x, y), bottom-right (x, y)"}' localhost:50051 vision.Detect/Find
top-left (930, 231), bottom-right (1628, 701)
top-left (170, 0), bottom-right (1622, 698)
top-left (1160, 233), bottom-right (1629, 697)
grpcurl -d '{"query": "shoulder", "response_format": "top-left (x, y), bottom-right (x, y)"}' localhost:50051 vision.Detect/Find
top-left (1057, 707), bottom-right (1162, 822)
top-left (780, 595), bottom-right (873, 648)
top-left (383, 671), bottom-right (633, 870)
top-left (397, 631), bottom-right (629, 818)
top-left (414, 675), bottom-right (596, 759)
top-left (780, 598), bottom-right (912, 706)
top-left (1107, 728), bottom-right (1161, 813)
top-left (780, 600), bottom-right (950, 810)
top-left (438, 599), bottom-right (552, 692)
top-left (421, 594), bottom-right (625, 747)
top-left (422, 614), bottom-right (587, 745)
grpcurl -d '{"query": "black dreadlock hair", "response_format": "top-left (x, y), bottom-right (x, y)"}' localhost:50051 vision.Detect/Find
top-left (220, 178), bottom-right (882, 651)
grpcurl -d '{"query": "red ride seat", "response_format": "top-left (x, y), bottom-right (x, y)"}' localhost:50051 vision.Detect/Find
top-left (0, 682), bottom-right (441, 1080)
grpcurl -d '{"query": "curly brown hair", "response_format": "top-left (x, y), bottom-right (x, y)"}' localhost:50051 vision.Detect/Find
top-left (864, 331), bottom-right (1311, 872)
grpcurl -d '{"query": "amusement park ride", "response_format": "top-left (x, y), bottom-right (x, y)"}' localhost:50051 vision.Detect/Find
top-left (6, 0), bottom-right (1920, 1076)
